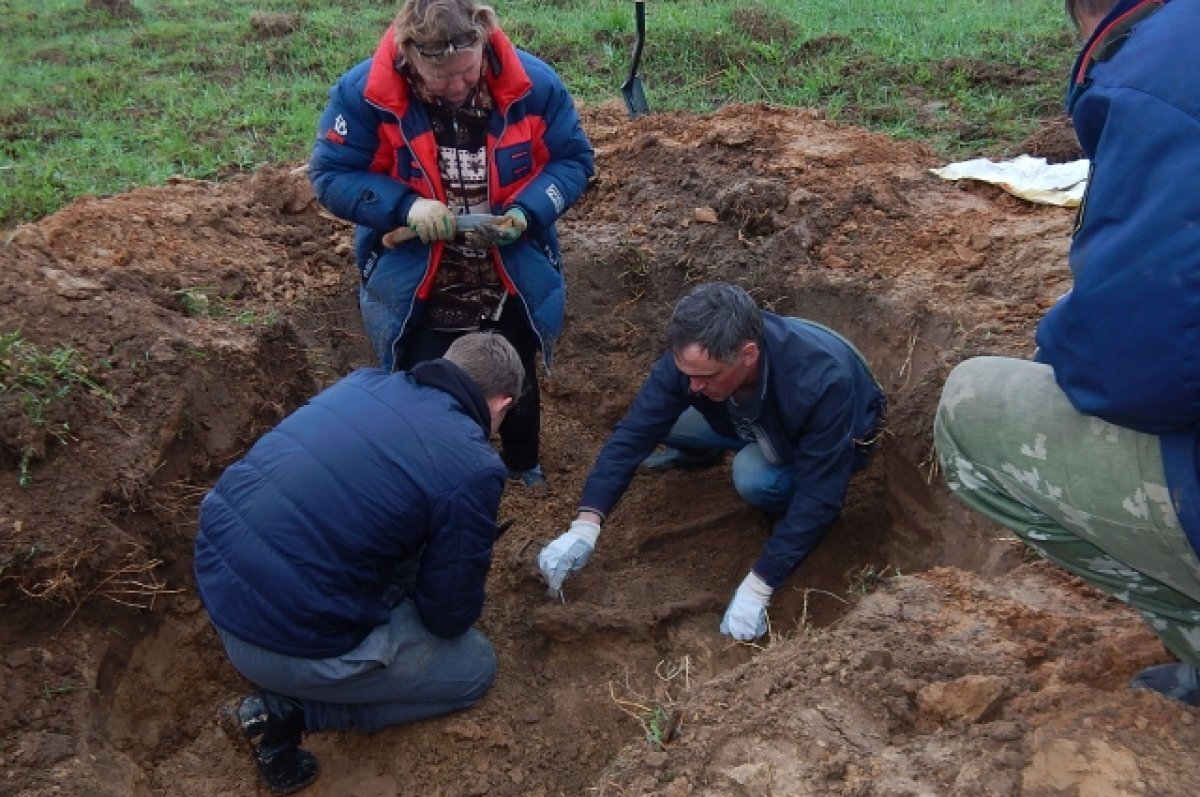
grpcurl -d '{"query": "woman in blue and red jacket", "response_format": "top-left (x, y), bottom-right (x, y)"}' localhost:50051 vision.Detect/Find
top-left (309, 0), bottom-right (594, 488)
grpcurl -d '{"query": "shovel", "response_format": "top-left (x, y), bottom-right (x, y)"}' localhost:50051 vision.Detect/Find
top-left (620, 0), bottom-right (650, 119)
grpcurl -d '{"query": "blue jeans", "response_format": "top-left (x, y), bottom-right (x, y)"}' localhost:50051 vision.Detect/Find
top-left (216, 601), bottom-right (496, 733)
top-left (664, 408), bottom-right (795, 514)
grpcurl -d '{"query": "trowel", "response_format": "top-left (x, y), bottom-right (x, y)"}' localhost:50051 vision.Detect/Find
top-left (381, 213), bottom-right (514, 248)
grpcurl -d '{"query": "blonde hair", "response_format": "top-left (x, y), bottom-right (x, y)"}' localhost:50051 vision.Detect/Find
top-left (393, 0), bottom-right (498, 64)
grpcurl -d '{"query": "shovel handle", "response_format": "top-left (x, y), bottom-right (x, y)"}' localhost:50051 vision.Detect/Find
top-left (628, 0), bottom-right (646, 79)
top-left (381, 226), bottom-right (417, 247)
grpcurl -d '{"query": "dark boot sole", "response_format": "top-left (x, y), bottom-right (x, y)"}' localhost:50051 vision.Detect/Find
top-left (264, 750), bottom-right (319, 795)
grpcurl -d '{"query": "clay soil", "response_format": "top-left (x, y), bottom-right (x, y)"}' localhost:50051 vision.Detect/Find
top-left (3, 103), bottom-right (1198, 796)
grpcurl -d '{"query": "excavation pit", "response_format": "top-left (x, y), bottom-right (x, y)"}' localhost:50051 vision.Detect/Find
top-left (9, 104), bottom-right (1171, 797)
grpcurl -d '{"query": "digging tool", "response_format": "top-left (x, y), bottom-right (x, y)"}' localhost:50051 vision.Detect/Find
top-left (621, 0), bottom-right (650, 119)
top-left (382, 213), bottom-right (511, 248)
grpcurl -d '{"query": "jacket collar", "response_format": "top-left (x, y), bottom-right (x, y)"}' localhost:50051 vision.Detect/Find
top-left (1072, 0), bottom-right (1165, 86)
top-left (410, 359), bottom-right (491, 438)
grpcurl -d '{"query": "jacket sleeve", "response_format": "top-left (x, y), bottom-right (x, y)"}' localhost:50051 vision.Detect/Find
top-left (508, 56), bottom-right (595, 230)
top-left (1035, 88), bottom-right (1200, 434)
top-left (308, 60), bottom-right (421, 233)
top-left (578, 353), bottom-right (691, 519)
top-left (413, 468), bottom-right (505, 638)
top-left (752, 370), bottom-right (859, 588)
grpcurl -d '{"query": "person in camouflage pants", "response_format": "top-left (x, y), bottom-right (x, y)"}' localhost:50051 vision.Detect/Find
top-left (935, 358), bottom-right (1200, 701)
top-left (936, 0), bottom-right (1200, 706)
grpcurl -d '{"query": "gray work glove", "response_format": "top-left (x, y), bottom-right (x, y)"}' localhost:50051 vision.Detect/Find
top-left (720, 571), bottom-right (773, 641)
top-left (537, 519), bottom-right (601, 598)
top-left (406, 198), bottom-right (456, 244)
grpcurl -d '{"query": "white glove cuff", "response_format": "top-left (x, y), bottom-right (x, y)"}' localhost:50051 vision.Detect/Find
top-left (738, 571), bottom-right (773, 601)
top-left (568, 519), bottom-right (601, 546)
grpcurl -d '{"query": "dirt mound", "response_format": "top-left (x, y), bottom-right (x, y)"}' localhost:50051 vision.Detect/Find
top-left (599, 564), bottom-right (1200, 796)
top-left (2, 102), bottom-right (1190, 796)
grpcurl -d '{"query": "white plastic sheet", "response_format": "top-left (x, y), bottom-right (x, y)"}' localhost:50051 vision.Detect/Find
top-left (930, 155), bottom-right (1089, 207)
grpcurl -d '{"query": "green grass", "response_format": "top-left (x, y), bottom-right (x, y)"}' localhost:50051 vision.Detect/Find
top-left (174, 285), bottom-right (279, 324)
top-left (0, 331), bottom-right (112, 486)
top-left (0, 0), bottom-right (1076, 226)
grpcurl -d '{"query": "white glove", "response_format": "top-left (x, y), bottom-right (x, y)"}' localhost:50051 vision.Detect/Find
top-left (720, 572), bottom-right (773, 641)
top-left (406, 198), bottom-right (456, 244)
top-left (538, 519), bottom-right (601, 598)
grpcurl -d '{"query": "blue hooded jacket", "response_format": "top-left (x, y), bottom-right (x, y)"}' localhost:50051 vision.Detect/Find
top-left (194, 363), bottom-right (506, 658)
top-left (578, 313), bottom-right (886, 587)
top-left (308, 28), bottom-right (595, 370)
top-left (1035, 0), bottom-right (1200, 553)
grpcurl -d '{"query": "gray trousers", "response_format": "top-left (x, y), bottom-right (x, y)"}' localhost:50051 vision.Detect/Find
top-left (934, 356), bottom-right (1200, 666)
top-left (217, 601), bottom-right (496, 733)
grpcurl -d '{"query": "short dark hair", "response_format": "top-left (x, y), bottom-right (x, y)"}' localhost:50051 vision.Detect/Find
top-left (1064, 0), bottom-right (1118, 30)
top-left (665, 282), bottom-right (763, 363)
top-left (444, 332), bottom-right (524, 400)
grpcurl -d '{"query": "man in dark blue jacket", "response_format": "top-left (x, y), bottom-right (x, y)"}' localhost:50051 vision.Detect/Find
top-left (195, 332), bottom-right (523, 794)
top-left (935, 0), bottom-right (1200, 706)
top-left (537, 283), bottom-right (886, 641)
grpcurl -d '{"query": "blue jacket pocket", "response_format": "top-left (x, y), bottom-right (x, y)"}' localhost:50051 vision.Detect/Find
top-left (495, 143), bottom-right (533, 186)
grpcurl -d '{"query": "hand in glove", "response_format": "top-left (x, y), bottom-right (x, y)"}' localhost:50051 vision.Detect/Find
top-left (406, 198), bottom-right (456, 244)
top-left (487, 205), bottom-right (530, 246)
top-left (720, 571), bottom-right (773, 641)
top-left (537, 518), bottom-right (600, 598)
top-left (465, 206), bottom-right (528, 248)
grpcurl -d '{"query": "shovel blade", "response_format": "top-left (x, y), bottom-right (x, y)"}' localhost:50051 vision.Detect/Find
top-left (622, 76), bottom-right (650, 119)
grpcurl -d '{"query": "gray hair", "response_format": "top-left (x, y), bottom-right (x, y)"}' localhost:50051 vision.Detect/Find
top-left (444, 331), bottom-right (524, 401)
top-left (665, 282), bottom-right (763, 363)
top-left (393, 0), bottom-right (498, 64)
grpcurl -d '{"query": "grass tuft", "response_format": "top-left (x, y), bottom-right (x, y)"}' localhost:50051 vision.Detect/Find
top-left (0, 332), bottom-right (112, 486)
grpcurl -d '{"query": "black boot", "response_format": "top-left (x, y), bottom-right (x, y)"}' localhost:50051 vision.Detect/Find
top-left (221, 690), bottom-right (319, 795)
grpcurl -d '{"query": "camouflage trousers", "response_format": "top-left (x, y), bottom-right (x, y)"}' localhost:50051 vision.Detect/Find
top-left (934, 356), bottom-right (1200, 667)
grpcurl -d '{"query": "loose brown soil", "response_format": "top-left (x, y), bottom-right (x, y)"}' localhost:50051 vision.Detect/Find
top-left (2, 102), bottom-right (1195, 797)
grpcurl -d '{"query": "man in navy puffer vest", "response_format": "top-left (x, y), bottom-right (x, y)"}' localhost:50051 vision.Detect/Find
top-left (195, 332), bottom-right (523, 794)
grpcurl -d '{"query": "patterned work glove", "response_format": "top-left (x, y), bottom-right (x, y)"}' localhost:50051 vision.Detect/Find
top-left (407, 198), bottom-right (456, 244)
top-left (490, 207), bottom-right (528, 246)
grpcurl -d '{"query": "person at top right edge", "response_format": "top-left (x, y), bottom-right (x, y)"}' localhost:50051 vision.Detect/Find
top-left (934, 0), bottom-right (1200, 706)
